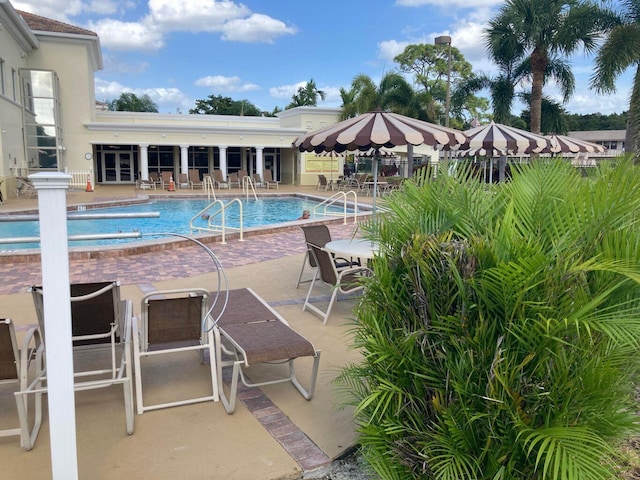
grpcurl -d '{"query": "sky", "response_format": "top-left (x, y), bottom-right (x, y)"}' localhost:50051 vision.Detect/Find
top-left (12, 0), bottom-right (633, 117)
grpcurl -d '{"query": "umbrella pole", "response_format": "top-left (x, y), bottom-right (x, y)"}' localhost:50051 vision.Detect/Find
top-left (372, 149), bottom-right (379, 219)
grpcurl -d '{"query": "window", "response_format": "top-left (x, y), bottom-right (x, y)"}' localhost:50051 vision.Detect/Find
top-left (22, 69), bottom-right (63, 169)
top-left (11, 68), bottom-right (17, 101)
top-left (0, 58), bottom-right (5, 96)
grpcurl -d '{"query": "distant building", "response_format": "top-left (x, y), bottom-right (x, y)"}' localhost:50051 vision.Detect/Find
top-left (568, 130), bottom-right (625, 158)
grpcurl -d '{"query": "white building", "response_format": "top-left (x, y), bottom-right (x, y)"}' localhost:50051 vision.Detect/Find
top-left (0, 0), bottom-right (437, 200)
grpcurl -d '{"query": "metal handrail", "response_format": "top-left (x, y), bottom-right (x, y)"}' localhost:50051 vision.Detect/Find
top-left (312, 190), bottom-right (358, 224)
top-left (190, 198), bottom-right (244, 244)
top-left (203, 175), bottom-right (216, 202)
top-left (241, 176), bottom-right (257, 200)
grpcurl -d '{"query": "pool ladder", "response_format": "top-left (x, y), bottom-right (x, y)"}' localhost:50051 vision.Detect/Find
top-left (190, 198), bottom-right (244, 244)
top-left (312, 190), bottom-right (358, 224)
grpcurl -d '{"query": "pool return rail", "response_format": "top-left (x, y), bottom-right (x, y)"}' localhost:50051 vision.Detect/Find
top-left (190, 198), bottom-right (244, 245)
top-left (241, 175), bottom-right (258, 200)
top-left (312, 190), bottom-right (358, 224)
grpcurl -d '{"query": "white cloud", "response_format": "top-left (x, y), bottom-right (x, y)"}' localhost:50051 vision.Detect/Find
top-left (86, 18), bottom-right (164, 51)
top-left (395, 0), bottom-right (503, 8)
top-left (85, 0), bottom-right (136, 16)
top-left (95, 78), bottom-right (192, 110)
top-left (147, 0), bottom-right (249, 31)
top-left (194, 75), bottom-right (260, 92)
top-left (221, 14), bottom-right (297, 43)
top-left (11, 0), bottom-right (83, 22)
top-left (269, 82), bottom-right (305, 100)
top-left (377, 40), bottom-right (411, 63)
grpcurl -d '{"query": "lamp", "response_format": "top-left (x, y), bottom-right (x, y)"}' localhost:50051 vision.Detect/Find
top-left (434, 35), bottom-right (452, 128)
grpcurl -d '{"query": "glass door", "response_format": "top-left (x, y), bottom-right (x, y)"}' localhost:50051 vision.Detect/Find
top-left (102, 151), bottom-right (134, 183)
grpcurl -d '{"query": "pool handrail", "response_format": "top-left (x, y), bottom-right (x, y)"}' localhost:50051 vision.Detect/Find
top-left (203, 175), bottom-right (216, 202)
top-left (312, 190), bottom-right (358, 224)
top-left (242, 176), bottom-right (257, 201)
top-left (190, 198), bottom-right (244, 244)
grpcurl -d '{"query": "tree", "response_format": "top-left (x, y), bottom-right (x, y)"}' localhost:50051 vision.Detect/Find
top-left (339, 160), bottom-right (640, 479)
top-left (189, 95), bottom-right (261, 116)
top-left (395, 43), bottom-right (486, 128)
top-left (486, 0), bottom-right (615, 134)
top-left (108, 92), bottom-right (158, 112)
top-left (286, 78), bottom-right (326, 108)
top-left (591, 0), bottom-right (640, 155)
top-left (340, 72), bottom-right (429, 120)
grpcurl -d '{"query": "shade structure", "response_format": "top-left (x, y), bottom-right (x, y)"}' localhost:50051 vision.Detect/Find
top-left (354, 147), bottom-right (398, 158)
top-left (461, 121), bottom-right (552, 155)
top-left (547, 134), bottom-right (606, 154)
top-left (293, 109), bottom-right (467, 153)
top-left (293, 110), bottom-right (467, 217)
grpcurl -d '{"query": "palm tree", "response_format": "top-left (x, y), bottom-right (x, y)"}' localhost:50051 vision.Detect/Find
top-left (286, 78), bottom-right (326, 108)
top-left (486, 0), bottom-right (615, 134)
top-left (591, 0), bottom-right (640, 156)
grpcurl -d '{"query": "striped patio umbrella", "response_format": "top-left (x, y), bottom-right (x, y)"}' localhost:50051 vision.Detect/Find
top-left (293, 109), bottom-right (466, 153)
top-left (460, 121), bottom-right (552, 154)
top-left (293, 110), bottom-right (467, 215)
top-left (547, 134), bottom-right (606, 154)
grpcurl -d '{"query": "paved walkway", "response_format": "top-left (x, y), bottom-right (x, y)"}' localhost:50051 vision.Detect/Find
top-left (0, 222), bottom-right (362, 295)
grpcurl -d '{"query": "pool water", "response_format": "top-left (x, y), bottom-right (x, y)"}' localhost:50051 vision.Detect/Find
top-left (0, 197), bottom-right (351, 250)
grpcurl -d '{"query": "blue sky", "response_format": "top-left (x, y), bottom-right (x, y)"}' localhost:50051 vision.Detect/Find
top-left (13, 0), bottom-right (632, 116)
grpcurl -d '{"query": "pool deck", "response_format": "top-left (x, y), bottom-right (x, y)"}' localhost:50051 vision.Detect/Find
top-left (0, 183), bottom-right (375, 479)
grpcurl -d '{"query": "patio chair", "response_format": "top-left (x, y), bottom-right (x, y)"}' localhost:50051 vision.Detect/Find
top-left (160, 171), bottom-right (174, 190)
top-left (263, 169), bottom-right (279, 189)
top-left (252, 173), bottom-right (263, 188)
top-left (0, 318), bottom-right (44, 450)
top-left (178, 172), bottom-right (189, 189)
top-left (211, 288), bottom-right (320, 414)
top-left (228, 171), bottom-right (241, 188)
top-left (296, 224), bottom-right (359, 289)
top-left (29, 281), bottom-right (135, 435)
top-left (316, 175), bottom-right (329, 191)
top-left (303, 243), bottom-right (372, 325)
top-left (0, 179), bottom-right (4, 204)
top-left (212, 169), bottom-right (229, 189)
top-left (16, 177), bottom-right (36, 198)
top-left (149, 171), bottom-right (162, 188)
top-left (188, 169), bottom-right (203, 189)
top-left (136, 176), bottom-right (156, 190)
top-left (132, 287), bottom-right (218, 414)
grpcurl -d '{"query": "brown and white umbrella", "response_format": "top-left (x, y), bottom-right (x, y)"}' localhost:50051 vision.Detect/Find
top-left (294, 109), bottom-right (467, 214)
top-left (547, 134), bottom-right (606, 154)
top-left (460, 121), bottom-right (552, 154)
top-left (293, 109), bottom-right (466, 153)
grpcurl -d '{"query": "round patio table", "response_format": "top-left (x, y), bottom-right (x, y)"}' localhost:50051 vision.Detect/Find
top-left (324, 238), bottom-right (379, 260)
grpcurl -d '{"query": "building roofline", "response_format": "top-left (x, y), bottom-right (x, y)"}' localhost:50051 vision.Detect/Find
top-left (0, 0), bottom-right (39, 50)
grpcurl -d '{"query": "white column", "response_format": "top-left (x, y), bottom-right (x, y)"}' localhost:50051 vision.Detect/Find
top-left (256, 147), bottom-right (264, 177)
top-left (139, 144), bottom-right (149, 180)
top-left (30, 172), bottom-right (78, 480)
top-left (219, 146), bottom-right (228, 179)
top-left (180, 144), bottom-right (189, 174)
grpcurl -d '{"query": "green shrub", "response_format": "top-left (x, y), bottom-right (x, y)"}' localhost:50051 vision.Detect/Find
top-left (339, 159), bottom-right (640, 479)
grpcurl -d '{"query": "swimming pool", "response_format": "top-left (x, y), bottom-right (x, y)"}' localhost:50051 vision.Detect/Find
top-left (0, 196), bottom-right (354, 251)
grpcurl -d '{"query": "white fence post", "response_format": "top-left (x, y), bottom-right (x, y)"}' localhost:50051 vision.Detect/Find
top-left (30, 172), bottom-right (79, 480)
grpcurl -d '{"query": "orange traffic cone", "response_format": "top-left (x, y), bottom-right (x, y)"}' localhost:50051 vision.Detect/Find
top-left (85, 174), bottom-right (93, 192)
top-left (168, 175), bottom-right (175, 192)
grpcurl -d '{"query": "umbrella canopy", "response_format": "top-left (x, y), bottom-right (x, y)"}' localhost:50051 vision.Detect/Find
top-left (547, 134), bottom-right (607, 154)
top-left (461, 121), bottom-right (552, 155)
top-left (293, 109), bottom-right (467, 153)
top-left (355, 147), bottom-right (398, 158)
top-left (293, 110), bottom-right (467, 217)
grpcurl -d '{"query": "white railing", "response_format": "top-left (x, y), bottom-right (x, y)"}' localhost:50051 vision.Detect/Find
top-left (189, 198), bottom-right (244, 244)
top-left (203, 175), bottom-right (216, 202)
top-left (312, 190), bottom-right (358, 224)
top-left (64, 167), bottom-right (93, 189)
top-left (241, 176), bottom-right (257, 200)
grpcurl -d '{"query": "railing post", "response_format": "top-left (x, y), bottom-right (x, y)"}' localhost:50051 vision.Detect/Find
top-left (30, 172), bottom-right (79, 480)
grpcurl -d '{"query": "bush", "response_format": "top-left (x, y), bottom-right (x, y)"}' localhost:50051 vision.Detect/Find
top-left (339, 159), bottom-right (640, 479)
